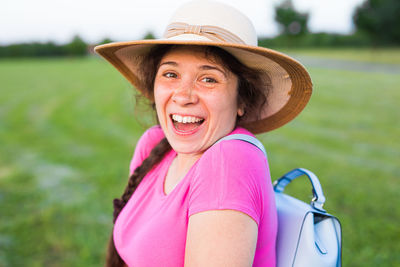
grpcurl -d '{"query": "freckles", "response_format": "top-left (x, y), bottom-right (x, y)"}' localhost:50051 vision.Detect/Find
top-left (154, 83), bottom-right (170, 98)
top-left (154, 88), bottom-right (173, 113)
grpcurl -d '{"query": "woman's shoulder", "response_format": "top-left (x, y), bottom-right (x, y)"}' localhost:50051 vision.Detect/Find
top-left (129, 125), bottom-right (165, 173)
top-left (209, 126), bottom-right (263, 156)
top-left (188, 127), bottom-right (271, 224)
top-left (137, 125), bottom-right (165, 152)
top-left (140, 125), bottom-right (165, 143)
top-left (199, 127), bottom-right (268, 170)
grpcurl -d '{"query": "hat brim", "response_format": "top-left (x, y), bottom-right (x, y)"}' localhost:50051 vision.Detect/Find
top-left (94, 39), bottom-right (312, 134)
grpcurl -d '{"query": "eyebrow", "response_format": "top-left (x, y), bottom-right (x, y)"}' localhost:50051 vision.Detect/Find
top-left (159, 61), bottom-right (178, 67)
top-left (159, 61), bottom-right (227, 77)
top-left (200, 65), bottom-right (227, 77)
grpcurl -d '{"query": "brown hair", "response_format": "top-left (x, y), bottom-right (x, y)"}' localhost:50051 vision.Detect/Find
top-left (105, 45), bottom-right (269, 266)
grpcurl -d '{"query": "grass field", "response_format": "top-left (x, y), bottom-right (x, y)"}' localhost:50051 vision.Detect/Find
top-left (0, 49), bottom-right (399, 266)
top-left (281, 47), bottom-right (400, 64)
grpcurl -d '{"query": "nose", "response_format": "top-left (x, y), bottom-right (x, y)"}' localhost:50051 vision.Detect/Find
top-left (171, 81), bottom-right (199, 106)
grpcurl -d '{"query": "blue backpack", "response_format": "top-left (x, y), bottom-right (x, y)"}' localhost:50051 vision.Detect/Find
top-left (216, 134), bottom-right (342, 267)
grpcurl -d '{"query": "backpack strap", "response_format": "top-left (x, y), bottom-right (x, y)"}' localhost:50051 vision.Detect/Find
top-left (274, 168), bottom-right (327, 212)
top-left (214, 134), bottom-right (267, 157)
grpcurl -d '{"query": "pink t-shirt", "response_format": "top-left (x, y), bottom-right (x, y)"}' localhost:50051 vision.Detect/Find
top-left (114, 126), bottom-right (277, 266)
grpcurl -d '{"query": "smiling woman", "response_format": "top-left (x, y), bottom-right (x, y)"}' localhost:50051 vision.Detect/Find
top-left (94, 1), bottom-right (312, 267)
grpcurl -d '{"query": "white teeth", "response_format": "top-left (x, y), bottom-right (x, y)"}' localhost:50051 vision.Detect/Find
top-left (172, 114), bottom-right (203, 123)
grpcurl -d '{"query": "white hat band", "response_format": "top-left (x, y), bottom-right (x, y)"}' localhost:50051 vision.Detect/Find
top-left (164, 22), bottom-right (246, 44)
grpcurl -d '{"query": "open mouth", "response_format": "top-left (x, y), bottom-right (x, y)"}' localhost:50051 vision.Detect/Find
top-left (170, 114), bottom-right (205, 133)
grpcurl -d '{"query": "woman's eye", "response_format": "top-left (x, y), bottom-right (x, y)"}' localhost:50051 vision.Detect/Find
top-left (164, 72), bottom-right (177, 78)
top-left (201, 77), bottom-right (217, 83)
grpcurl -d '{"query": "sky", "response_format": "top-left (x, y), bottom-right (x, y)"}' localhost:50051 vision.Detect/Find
top-left (1, 0), bottom-right (366, 45)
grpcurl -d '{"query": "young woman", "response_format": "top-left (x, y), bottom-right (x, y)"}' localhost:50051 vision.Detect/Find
top-left (95, 1), bottom-right (312, 266)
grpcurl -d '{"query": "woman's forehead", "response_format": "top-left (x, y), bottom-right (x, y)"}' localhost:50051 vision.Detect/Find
top-left (160, 46), bottom-right (232, 73)
top-left (161, 46), bottom-right (211, 61)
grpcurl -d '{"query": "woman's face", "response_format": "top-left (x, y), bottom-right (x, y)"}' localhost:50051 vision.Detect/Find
top-left (154, 46), bottom-right (243, 156)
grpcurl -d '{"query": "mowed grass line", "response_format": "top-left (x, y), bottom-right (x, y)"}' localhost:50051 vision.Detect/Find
top-left (0, 56), bottom-right (399, 266)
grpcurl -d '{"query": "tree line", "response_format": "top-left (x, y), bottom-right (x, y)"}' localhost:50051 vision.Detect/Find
top-left (1, 0), bottom-right (398, 58)
top-left (261, 0), bottom-right (400, 48)
top-left (0, 36), bottom-right (90, 58)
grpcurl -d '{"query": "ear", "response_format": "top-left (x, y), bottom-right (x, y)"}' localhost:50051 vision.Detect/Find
top-left (237, 107), bottom-right (244, 117)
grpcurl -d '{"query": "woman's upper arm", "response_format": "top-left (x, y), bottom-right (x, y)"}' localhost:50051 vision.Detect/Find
top-left (184, 209), bottom-right (258, 267)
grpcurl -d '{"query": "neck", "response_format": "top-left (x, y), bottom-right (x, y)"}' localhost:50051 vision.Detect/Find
top-left (174, 152), bottom-right (203, 175)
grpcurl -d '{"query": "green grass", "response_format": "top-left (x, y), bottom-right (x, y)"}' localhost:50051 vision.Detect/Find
top-left (280, 47), bottom-right (400, 64)
top-left (0, 54), bottom-right (399, 266)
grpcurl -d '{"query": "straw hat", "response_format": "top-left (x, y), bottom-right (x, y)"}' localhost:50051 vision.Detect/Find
top-left (94, 0), bottom-right (312, 134)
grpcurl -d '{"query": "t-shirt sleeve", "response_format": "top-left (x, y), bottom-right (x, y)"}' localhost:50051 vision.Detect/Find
top-left (129, 126), bottom-right (165, 174)
top-left (188, 139), bottom-right (271, 226)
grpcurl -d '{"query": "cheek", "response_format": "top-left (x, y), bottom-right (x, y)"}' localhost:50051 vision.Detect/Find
top-left (207, 91), bottom-right (239, 119)
top-left (154, 83), bottom-right (170, 109)
top-left (222, 80), bottom-right (240, 115)
top-left (222, 86), bottom-right (240, 112)
top-left (154, 87), bottom-right (170, 128)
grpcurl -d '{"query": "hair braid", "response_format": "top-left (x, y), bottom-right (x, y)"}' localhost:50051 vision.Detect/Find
top-left (106, 137), bottom-right (171, 267)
